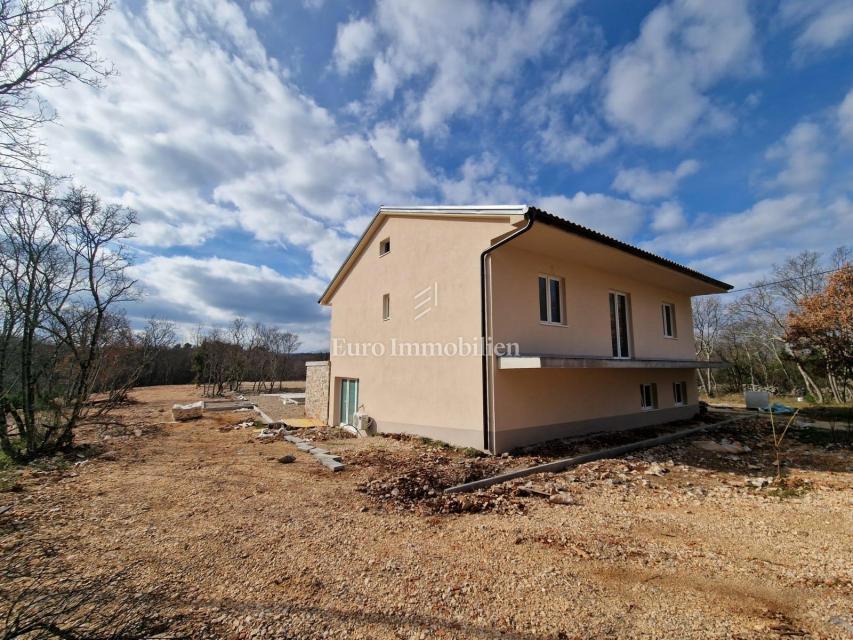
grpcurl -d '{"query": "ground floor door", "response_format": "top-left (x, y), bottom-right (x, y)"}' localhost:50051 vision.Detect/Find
top-left (339, 378), bottom-right (359, 426)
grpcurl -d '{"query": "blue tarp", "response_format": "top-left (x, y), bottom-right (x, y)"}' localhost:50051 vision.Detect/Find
top-left (758, 402), bottom-right (795, 414)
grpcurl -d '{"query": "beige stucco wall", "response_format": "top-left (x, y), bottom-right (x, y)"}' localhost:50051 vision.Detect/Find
top-left (326, 214), bottom-right (517, 448)
top-left (486, 230), bottom-right (700, 451)
top-left (491, 367), bottom-right (698, 452)
top-left (325, 214), bottom-right (711, 453)
top-left (488, 241), bottom-right (696, 360)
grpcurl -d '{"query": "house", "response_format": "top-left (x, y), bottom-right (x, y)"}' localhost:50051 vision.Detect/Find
top-left (318, 205), bottom-right (731, 454)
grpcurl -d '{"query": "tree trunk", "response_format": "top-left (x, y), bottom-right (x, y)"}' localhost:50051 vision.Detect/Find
top-left (795, 361), bottom-right (823, 403)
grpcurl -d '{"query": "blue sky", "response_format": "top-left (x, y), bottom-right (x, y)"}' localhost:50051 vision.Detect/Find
top-left (39, 0), bottom-right (852, 350)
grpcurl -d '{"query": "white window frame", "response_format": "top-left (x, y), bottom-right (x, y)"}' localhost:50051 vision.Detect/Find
top-left (382, 293), bottom-right (390, 321)
top-left (640, 383), bottom-right (658, 411)
top-left (379, 237), bottom-right (391, 256)
top-left (673, 381), bottom-right (687, 406)
top-left (538, 274), bottom-right (565, 326)
top-left (661, 302), bottom-right (677, 339)
top-left (609, 290), bottom-right (632, 359)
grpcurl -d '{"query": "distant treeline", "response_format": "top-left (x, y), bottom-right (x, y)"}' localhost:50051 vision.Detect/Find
top-left (137, 342), bottom-right (328, 389)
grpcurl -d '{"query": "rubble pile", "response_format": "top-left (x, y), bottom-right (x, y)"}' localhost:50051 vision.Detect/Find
top-left (285, 424), bottom-right (356, 442)
top-left (355, 451), bottom-right (524, 515)
top-left (217, 420), bottom-right (256, 432)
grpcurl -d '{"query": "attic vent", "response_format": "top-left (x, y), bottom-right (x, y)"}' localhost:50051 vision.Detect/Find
top-left (379, 238), bottom-right (390, 256)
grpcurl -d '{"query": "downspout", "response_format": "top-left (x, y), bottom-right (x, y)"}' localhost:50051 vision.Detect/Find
top-left (480, 206), bottom-right (537, 453)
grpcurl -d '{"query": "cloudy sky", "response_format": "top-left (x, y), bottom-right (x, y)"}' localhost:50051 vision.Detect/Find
top-left (40, 0), bottom-right (852, 350)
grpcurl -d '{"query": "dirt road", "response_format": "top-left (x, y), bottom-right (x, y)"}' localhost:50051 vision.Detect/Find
top-left (1, 385), bottom-right (851, 639)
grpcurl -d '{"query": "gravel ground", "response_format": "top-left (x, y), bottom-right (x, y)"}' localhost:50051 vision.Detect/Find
top-left (1, 385), bottom-right (851, 639)
top-left (250, 393), bottom-right (306, 421)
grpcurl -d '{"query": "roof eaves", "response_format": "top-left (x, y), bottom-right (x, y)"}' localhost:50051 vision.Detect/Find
top-left (529, 207), bottom-right (733, 291)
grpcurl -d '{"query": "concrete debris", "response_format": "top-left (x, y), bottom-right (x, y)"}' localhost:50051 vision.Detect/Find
top-left (548, 492), bottom-right (577, 505)
top-left (342, 424), bottom-right (370, 438)
top-left (172, 401), bottom-right (203, 421)
top-left (644, 462), bottom-right (668, 476)
top-left (316, 456), bottom-right (345, 472)
top-left (203, 400), bottom-right (254, 412)
top-left (243, 425), bottom-right (347, 472)
top-left (316, 453), bottom-right (342, 463)
top-left (745, 476), bottom-right (774, 488)
top-left (692, 439), bottom-right (750, 454)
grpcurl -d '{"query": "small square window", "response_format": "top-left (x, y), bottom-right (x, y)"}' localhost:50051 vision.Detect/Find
top-left (538, 275), bottom-right (564, 324)
top-left (661, 303), bottom-right (676, 338)
top-left (640, 383), bottom-right (658, 410)
top-left (379, 238), bottom-right (391, 256)
top-left (673, 381), bottom-right (687, 406)
top-left (382, 293), bottom-right (390, 320)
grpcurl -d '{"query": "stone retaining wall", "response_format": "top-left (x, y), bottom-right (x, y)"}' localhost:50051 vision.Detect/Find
top-left (305, 360), bottom-right (330, 424)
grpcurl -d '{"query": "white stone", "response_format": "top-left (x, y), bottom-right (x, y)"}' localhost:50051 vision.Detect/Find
top-left (172, 401), bottom-right (203, 421)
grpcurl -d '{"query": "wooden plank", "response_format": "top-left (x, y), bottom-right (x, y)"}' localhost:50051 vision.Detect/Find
top-left (444, 415), bottom-right (749, 494)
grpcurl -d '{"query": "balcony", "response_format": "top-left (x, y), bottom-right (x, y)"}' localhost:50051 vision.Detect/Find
top-left (498, 354), bottom-right (729, 370)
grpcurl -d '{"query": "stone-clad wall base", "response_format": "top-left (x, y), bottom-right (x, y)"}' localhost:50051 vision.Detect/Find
top-left (305, 361), bottom-right (330, 424)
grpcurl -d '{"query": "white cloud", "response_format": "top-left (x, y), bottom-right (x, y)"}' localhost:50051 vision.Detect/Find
top-left (336, 0), bottom-right (576, 135)
top-left (537, 116), bottom-right (618, 170)
top-left (129, 255), bottom-right (330, 349)
top-left (764, 121), bottom-right (828, 191)
top-left (249, 0), bottom-right (271, 17)
top-left (604, 0), bottom-right (758, 147)
top-left (647, 195), bottom-right (853, 279)
top-left (333, 17), bottom-right (377, 73)
top-left (537, 192), bottom-right (646, 238)
top-left (651, 201), bottom-right (687, 232)
top-left (611, 159), bottom-right (700, 201)
top-left (439, 153), bottom-right (528, 204)
top-left (550, 54), bottom-right (603, 98)
top-left (839, 89), bottom-right (853, 141)
top-left (779, 0), bottom-right (853, 60)
top-left (39, 0), bottom-right (434, 282)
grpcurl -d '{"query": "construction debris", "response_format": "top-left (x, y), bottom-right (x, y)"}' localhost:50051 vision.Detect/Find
top-left (693, 438), bottom-right (750, 454)
top-left (172, 401), bottom-right (203, 421)
top-left (218, 420), bottom-right (256, 432)
top-left (354, 451), bottom-right (523, 515)
top-left (202, 399), bottom-right (255, 412)
top-left (250, 425), bottom-right (346, 472)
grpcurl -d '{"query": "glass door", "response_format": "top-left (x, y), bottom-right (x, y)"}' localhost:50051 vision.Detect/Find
top-left (609, 292), bottom-right (631, 358)
top-left (339, 378), bottom-right (359, 426)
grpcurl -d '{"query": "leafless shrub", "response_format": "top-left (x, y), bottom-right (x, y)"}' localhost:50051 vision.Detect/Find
top-left (0, 537), bottom-right (171, 639)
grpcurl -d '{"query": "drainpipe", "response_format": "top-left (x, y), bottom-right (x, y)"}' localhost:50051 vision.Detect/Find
top-left (480, 206), bottom-right (537, 453)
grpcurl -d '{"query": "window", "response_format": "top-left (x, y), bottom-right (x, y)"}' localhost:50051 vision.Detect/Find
top-left (609, 292), bottom-right (631, 358)
top-left (382, 293), bottom-right (390, 320)
top-left (379, 238), bottom-right (391, 256)
top-left (673, 381), bottom-right (687, 406)
top-left (640, 383), bottom-right (658, 410)
top-left (661, 302), bottom-right (676, 338)
top-left (538, 275), bottom-right (564, 324)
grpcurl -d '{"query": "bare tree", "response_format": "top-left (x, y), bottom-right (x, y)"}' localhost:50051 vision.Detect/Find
top-left (0, 1), bottom-right (112, 191)
top-left (730, 251), bottom-right (828, 401)
top-left (693, 296), bottom-right (725, 396)
top-left (0, 182), bottom-right (137, 461)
